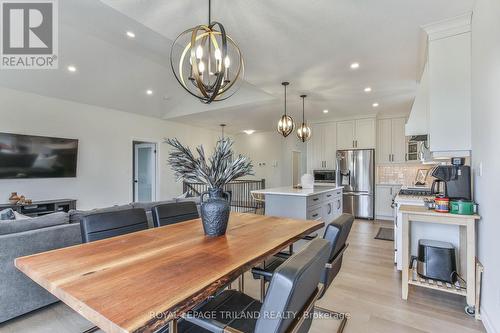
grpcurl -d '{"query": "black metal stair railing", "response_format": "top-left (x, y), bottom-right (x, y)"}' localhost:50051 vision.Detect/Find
top-left (183, 179), bottom-right (265, 213)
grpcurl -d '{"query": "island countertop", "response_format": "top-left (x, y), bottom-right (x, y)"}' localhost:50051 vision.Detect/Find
top-left (251, 186), bottom-right (343, 197)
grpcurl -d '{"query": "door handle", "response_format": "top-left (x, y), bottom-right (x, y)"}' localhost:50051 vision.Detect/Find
top-left (133, 179), bottom-right (138, 183)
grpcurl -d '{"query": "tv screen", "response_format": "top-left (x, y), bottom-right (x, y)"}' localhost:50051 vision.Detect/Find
top-left (0, 133), bottom-right (78, 179)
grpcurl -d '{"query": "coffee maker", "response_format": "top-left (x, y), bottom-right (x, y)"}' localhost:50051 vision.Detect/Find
top-left (430, 162), bottom-right (471, 200)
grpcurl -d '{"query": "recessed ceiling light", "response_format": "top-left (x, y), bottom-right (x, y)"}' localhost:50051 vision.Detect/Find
top-left (146, 89), bottom-right (153, 95)
top-left (364, 87), bottom-right (372, 93)
top-left (323, 109), bottom-right (329, 114)
top-left (243, 130), bottom-right (255, 135)
top-left (126, 31), bottom-right (136, 38)
top-left (372, 102), bottom-right (379, 108)
top-left (67, 65), bottom-right (77, 72)
top-left (350, 62), bottom-right (360, 69)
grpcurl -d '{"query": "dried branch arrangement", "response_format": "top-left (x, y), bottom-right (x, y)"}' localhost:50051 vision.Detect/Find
top-left (165, 137), bottom-right (254, 188)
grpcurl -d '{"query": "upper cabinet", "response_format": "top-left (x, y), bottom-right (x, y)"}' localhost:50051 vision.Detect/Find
top-left (406, 13), bottom-right (472, 157)
top-left (307, 122), bottom-right (336, 171)
top-left (336, 118), bottom-right (376, 150)
top-left (336, 121), bottom-right (355, 150)
top-left (377, 117), bottom-right (407, 163)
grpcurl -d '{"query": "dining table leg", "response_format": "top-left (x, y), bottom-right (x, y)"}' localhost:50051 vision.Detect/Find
top-left (169, 319), bottom-right (178, 333)
top-left (238, 274), bottom-right (245, 292)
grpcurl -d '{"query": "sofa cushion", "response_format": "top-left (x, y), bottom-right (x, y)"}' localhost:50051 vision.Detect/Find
top-left (0, 208), bottom-right (15, 221)
top-left (68, 204), bottom-right (134, 224)
top-left (131, 200), bottom-right (176, 212)
top-left (176, 197), bottom-right (201, 204)
top-left (0, 212), bottom-right (69, 235)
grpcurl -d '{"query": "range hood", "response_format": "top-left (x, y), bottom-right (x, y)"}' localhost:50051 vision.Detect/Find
top-left (405, 63), bottom-right (429, 136)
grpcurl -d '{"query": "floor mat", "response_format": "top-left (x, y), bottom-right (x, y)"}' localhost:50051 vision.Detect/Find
top-left (375, 227), bottom-right (394, 241)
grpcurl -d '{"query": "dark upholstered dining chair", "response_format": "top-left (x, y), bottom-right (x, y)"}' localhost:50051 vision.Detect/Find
top-left (151, 201), bottom-right (199, 228)
top-left (176, 238), bottom-right (330, 333)
top-left (80, 208), bottom-right (149, 243)
top-left (251, 213), bottom-right (355, 333)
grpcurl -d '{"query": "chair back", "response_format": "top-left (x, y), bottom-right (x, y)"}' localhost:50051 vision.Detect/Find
top-left (80, 208), bottom-right (148, 243)
top-left (255, 238), bottom-right (330, 333)
top-left (151, 201), bottom-right (199, 228)
top-left (320, 213), bottom-right (354, 297)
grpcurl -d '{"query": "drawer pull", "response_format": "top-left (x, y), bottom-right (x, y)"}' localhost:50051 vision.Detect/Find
top-left (326, 194), bottom-right (332, 197)
top-left (313, 198), bottom-right (319, 201)
top-left (312, 213), bottom-right (319, 218)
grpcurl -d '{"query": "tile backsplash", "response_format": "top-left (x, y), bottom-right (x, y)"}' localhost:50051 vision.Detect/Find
top-left (377, 164), bottom-right (436, 186)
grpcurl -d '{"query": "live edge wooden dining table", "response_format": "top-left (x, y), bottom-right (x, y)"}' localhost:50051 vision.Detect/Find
top-left (15, 212), bottom-right (323, 333)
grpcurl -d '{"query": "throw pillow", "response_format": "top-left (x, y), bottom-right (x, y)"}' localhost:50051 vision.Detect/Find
top-left (14, 211), bottom-right (32, 220)
top-left (0, 208), bottom-right (15, 220)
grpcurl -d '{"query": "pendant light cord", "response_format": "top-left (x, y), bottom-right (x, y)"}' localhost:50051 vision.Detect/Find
top-left (302, 96), bottom-right (305, 122)
top-left (208, 0), bottom-right (211, 24)
top-left (284, 84), bottom-right (287, 116)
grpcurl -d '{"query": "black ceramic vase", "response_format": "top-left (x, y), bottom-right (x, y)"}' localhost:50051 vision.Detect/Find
top-left (200, 188), bottom-right (232, 237)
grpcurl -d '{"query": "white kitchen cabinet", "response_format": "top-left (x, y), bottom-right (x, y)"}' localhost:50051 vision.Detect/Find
top-left (377, 119), bottom-right (392, 163)
top-left (336, 121), bottom-right (355, 150)
top-left (337, 118), bottom-right (376, 150)
top-left (306, 122), bottom-right (336, 171)
top-left (375, 184), bottom-right (401, 220)
top-left (406, 14), bottom-right (471, 157)
top-left (428, 31), bottom-right (471, 154)
top-left (391, 118), bottom-right (407, 163)
top-left (377, 117), bottom-right (407, 163)
top-left (323, 123), bottom-right (337, 169)
top-left (355, 118), bottom-right (376, 149)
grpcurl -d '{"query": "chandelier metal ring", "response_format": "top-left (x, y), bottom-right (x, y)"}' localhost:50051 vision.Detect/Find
top-left (170, 1), bottom-right (244, 104)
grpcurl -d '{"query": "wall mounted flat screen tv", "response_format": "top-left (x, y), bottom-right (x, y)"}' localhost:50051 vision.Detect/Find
top-left (0, 133), bottom-right (78, 179)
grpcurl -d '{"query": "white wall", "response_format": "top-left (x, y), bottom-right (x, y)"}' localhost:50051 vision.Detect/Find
top-left (471, 1), bottom-right (500, 332)
top-left (233, 131), bottom-right (307, 188)
top-left (0, 87), bottom-right (219, 210)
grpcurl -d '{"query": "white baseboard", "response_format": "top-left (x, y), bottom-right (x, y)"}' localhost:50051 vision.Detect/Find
top-left (481, 307), bottom-right (498, 333)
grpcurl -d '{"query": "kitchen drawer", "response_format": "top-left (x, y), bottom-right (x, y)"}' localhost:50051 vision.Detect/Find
top-left (307, 194), bottom-right (323, 207)
top-left (323, 200), bottom-right (336, 224)
top-left (307, 206), bottom-right (323, 221)
top-left (323, 191), bottom-right (336, 202)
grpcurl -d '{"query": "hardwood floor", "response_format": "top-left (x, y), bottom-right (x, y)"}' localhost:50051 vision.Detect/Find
top-left (0, 219), bottom-right (485, 333)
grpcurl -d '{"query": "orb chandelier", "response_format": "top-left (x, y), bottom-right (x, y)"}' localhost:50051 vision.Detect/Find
top-left (277, 82), bottom-right (295, 137)
top-left (297, 94), bottom-right (312, 142)
top-left (170, 0), bottom-right (244, 104)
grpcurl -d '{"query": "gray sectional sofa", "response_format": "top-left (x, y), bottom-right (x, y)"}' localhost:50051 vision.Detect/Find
top-left (0, 198), bottom-right (199, 323)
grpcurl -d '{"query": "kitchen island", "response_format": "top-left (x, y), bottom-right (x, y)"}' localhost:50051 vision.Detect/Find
top-left (251, 186), bottom-right (343, 236)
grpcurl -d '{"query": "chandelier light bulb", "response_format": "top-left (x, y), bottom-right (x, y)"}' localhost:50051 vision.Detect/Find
top-left (198, 61), bottom-right (205, 73)
top-left (196, 45), bottom-right (204, 59)
top-left (214, 48), bottom-right (222, 60)
top-left (224, 56), bottom-right (231, 68)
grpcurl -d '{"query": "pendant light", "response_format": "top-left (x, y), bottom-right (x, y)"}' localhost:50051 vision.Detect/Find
top-left (170, 0), bottom-right (244, 104)
top-left (277, 82), bottom-right (295, 137)
top-left (297, 94), bottom-right (312, 142)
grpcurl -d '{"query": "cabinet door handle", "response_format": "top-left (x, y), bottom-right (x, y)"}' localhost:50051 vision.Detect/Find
top-left (327, 194), bottom-right (332, 197)
top-left (337, 199), bottom-right (341, 209)
top-left (405, 153), bottom-right (407, 162)
top-left (390, 187), bottom-right (393, 195)
top-left (328, 203), bottom-right (332, 215)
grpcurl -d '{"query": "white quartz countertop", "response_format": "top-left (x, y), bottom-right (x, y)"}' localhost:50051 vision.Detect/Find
top-left (251, 186), bottom-right (343, 197)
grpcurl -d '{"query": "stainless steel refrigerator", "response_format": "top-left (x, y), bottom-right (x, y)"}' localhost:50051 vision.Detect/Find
top-left (336, 149), bottom-right (375, 219)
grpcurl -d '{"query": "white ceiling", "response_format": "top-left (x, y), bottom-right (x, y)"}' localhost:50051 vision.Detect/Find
top-left (0, 0), bottom-right (474, 133)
